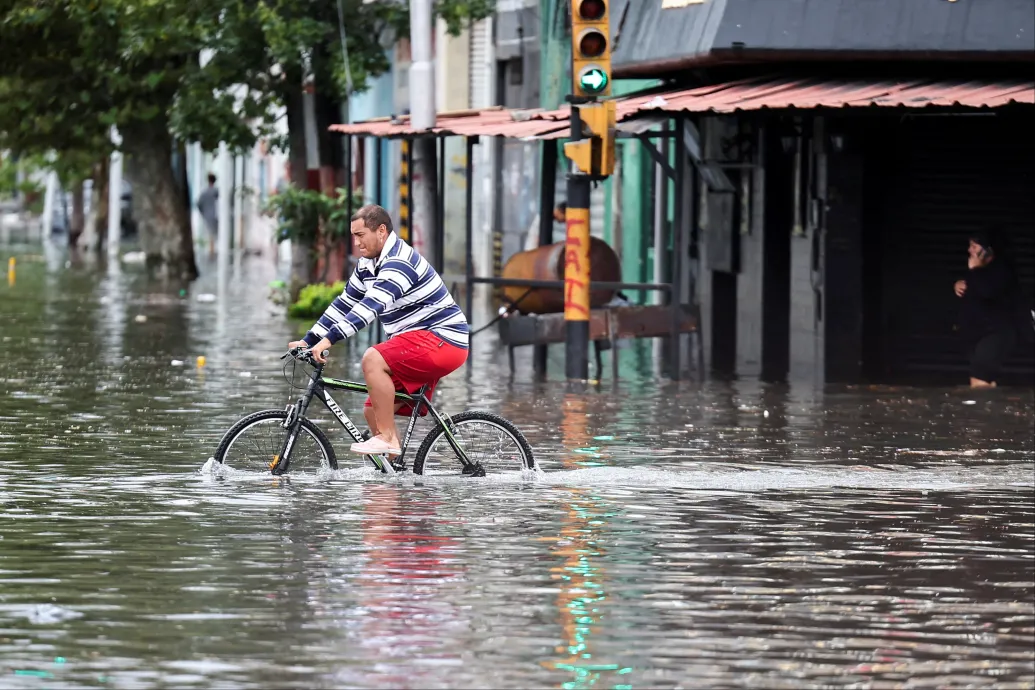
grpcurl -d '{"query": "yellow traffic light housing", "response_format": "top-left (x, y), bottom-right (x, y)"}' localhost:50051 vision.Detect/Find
top-left (571, 0), bottom-right (611, 99)
top-left (563, 100), bottom-right (616, 178)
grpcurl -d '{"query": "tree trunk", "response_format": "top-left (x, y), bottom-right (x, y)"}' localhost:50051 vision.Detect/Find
top-left (122, 121), bottom-right (198, 281)
top-left (69, 181), bottom-right (85, 248)
top-left (176, 141), bottom-right (190, 217)
top-left (286, 87), bottom-right (313, 300)
top-left (79, 159), bottom-right (109, 252)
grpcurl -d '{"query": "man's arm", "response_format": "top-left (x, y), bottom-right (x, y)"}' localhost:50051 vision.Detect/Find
top-left (315, 259), bottom-right (420, 344)
top-left (301, 270), bottom-right (369, 347)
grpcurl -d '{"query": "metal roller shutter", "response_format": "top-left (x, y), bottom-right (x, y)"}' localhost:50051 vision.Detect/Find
top-left (877, 112), bottom-right (1034, 381)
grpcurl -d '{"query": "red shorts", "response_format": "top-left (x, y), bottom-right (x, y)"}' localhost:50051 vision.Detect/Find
top-left (364, 330), bottom-right (468, 417)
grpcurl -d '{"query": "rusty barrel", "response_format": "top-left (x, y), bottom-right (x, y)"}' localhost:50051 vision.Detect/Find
top-left (500, 237), bottom-right (622, 315)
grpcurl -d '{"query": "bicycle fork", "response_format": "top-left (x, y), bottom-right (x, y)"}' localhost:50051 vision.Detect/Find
top-left (271, 394), bottom-right (307, 476)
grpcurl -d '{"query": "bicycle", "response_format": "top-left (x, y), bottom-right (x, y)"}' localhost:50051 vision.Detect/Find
top-left (212, 347), bottom-right (536, 478)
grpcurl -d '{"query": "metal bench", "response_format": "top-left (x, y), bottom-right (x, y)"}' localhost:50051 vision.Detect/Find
top-left (497, 304), bottom-right (698, 379)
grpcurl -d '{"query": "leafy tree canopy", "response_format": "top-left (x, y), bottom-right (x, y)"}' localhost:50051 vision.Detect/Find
top-left (0, 0), bottom-right (496, 159)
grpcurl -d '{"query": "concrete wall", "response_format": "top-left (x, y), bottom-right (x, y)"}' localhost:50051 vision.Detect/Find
top-left (691, 112), bottom-right (869, 385)
top-left (788, 118), bottom-right (827, 385)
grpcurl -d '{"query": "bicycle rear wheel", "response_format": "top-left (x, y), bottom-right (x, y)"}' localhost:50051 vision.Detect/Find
top-left (214, 410), bottom-right (337, 474)
top-left (412, 411), bottom-right (534, 477)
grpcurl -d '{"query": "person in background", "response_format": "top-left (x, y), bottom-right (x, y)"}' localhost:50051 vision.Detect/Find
top-left (954, 227), bottom-right (1021, 388)
top-left (196, 173), bottom-right (218, 258)
top-left (523, 202), bottom-right (567, 251)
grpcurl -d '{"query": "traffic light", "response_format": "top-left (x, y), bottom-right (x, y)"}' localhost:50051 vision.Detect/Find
top-left (571, 0), bottom-right (611, 99)
top-left (563, 100), bottom-right (616, 178)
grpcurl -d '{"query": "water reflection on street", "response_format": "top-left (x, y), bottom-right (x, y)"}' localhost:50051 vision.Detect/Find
top-left (1, 245), bottom-right (1033, 688)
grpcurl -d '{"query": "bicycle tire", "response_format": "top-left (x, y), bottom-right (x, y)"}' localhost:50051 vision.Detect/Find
top-left (412, 410), bottom-right (534, 476)
top-left (214, 409), bottom-right (338, 472)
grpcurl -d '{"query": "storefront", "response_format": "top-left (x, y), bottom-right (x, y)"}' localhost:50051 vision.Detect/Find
top-left (860, 110), bottom-right (1034, 382)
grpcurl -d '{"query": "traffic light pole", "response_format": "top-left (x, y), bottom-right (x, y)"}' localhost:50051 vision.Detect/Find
top-left (564, 0), bottom-right (612, 380)
top-left (564, 104), bottom-right (592, 381)
top-left (409, 0), bottom-right (438, 265)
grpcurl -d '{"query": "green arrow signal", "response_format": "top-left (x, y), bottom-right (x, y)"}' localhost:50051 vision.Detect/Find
top-left (579, 68), bottom-right (609, 93)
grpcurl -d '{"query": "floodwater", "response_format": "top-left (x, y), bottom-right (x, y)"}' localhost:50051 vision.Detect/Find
top-left (1, 242), bottom-right (1033, 689)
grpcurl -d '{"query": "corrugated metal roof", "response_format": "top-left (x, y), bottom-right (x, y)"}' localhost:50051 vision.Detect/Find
top-left (329, 76), bottom-right (1035, 140)
top-left (619, 76), bottom-right (1035, 114)
top-left (328, 108), bottom-right (570, 139)
top-left (614, 0), bottom-right (1035, 78)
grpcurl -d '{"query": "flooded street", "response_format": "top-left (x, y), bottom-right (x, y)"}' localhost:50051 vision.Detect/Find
top-left (2, 244), bottom-right (1033, 689)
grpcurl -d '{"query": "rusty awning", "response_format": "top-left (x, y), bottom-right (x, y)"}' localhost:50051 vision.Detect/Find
top-left (329, 106), bottom-right (570, 140)
top-left (614, 75), bottom-right (1035, 114)
top-left (330, 75), bottom-right (1035, 140)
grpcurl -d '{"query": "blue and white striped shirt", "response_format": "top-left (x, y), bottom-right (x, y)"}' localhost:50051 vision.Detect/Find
top-left (302, 232), bottom-right (469, 349)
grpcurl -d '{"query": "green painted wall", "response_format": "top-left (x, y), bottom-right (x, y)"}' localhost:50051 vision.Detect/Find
top-left (609, 79), bottom-right (660, 303)
top-left (540, 1), bottom-right (570, 111)
top-left (539, 0), bottom-right (570, 251)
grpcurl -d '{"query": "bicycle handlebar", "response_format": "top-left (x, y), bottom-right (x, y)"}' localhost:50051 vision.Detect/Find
top-left (281, 346), bottom-right (325, 367)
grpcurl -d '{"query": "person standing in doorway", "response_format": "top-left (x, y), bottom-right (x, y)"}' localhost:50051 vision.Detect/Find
top-left (196, 173), bottom-right (219, 258)
top-left (954, 227), bottom-right (1021, 388)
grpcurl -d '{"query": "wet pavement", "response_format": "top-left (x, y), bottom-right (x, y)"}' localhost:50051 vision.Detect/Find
top-left (1, 242), bottom-right (1033, 689)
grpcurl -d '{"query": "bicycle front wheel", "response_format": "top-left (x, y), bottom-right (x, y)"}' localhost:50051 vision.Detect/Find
top-left (214, 410), bottom-right (338, 474)
top-left (413, 411), bottom-right (534, 477)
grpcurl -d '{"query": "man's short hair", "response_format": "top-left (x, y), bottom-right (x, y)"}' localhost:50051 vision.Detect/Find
top-left (207, 173), bottom-right (217, 184)
top-left (352, 204), bottom-right (393, 234)
top-left (556, 202), bottom-right (567, 213)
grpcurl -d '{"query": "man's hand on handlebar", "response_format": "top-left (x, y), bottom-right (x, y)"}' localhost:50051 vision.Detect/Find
top-left (285, 338), bottom-right (332, 364)
top-left (308, 337), bottom-right (332, 363)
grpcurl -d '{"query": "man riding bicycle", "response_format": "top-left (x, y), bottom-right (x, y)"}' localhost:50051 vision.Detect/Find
top-left (288, 204), bottom-right (469, 458)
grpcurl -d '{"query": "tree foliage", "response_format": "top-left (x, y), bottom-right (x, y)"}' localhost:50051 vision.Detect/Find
top-left (0, 0), bottom-right (497, 158)
top-left (0, 0), bottom-right (495, 275)
top-left (288, 280), bottom-right (347, 319)
top-left (265, 185), bottom-right (365, 245)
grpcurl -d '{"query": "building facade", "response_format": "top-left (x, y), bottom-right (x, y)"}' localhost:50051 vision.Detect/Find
top-left (608, 0), bottom-right (1035, 385)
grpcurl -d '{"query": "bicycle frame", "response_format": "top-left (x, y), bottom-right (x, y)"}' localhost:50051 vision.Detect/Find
top-left (271, 360), bottom-right (473, 475)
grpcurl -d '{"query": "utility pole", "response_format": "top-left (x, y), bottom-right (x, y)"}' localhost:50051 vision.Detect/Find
top-left (409, 0), bottom-right (438, 264)
top-left (107, 127), bottom-right (123, 260)
top-left (217, 142), bottom-right (233, 274)
top-left (563, 0), bottom-right (615, 380)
